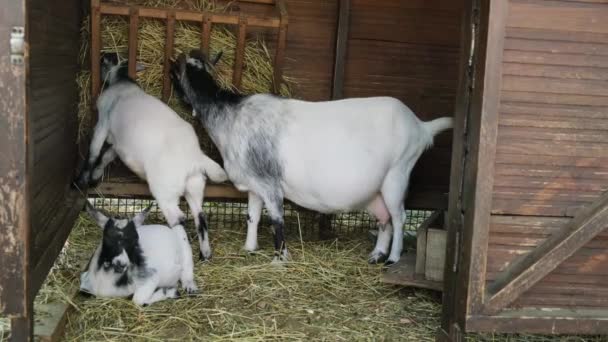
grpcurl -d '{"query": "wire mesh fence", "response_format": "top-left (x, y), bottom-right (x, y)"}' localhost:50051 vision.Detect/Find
top-left (89, 197), bottom-right (434, 239)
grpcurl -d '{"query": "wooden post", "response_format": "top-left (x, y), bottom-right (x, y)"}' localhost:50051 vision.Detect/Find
top-left (331, 0), bottom-right (350, 100)
top-left (440, 0), bottom-right (507, 338)
top-left (90, 0), bottom-right (101, 122)
top-left (233, 15), bottom-right (247, 89)
top-left (272, 0), bottom-right (288, 94)
top-left (162, 11), bottom-right (176, 102)
top-left (201, 15), bottom-right (212, 55)
top-left (128, 7), bottom-right (139, 79)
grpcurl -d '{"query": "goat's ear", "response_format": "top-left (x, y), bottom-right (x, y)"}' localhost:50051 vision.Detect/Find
top-left (85, 201), bottom-right (109, 228)
top-left (210, 50), bottom-right (223, 66)
top-left (132, 203), bottom-right (153, 227)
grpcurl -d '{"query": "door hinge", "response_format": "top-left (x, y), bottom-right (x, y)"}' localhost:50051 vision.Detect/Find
top-left (10, 26), bottom-right (25, 65)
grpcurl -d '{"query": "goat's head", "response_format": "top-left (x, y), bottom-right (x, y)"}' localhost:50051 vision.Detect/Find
top-left (100, 52), bottom-right (145, 87)
top-left (79, 201), bottom-right (152, 295)
top-left (170, 49), bottom-right (223, 115)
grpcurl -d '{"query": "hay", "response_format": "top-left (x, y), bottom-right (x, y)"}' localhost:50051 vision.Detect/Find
top-left (34, 210), bottom-right (440, 341)
top-left (77, 0), bottom-right (295, 156)
top-left (0, 205), bottom-right (602, 341)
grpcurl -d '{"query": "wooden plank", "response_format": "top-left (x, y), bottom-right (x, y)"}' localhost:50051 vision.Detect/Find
top-left (272, 0), bottom-right (288, 94)
top-left (425, 228), bottom-right (447, 282)
top-left (34, 286), bottom-right (79, 342)
top-left (440, 0), bottom-right (477, 337)
top-left (507, 0), bottom-right (608, 35)
top-left (232, 16), bottom-right (248, 90)
top-left (200, 15), bottom-right (212, 55)
top-left (415, 225), bottom-right (428, 276)
top-left (99, 3), bottom-right (281, 28)
top-left (485, 190), bottom-right (608, 314)
top-left (467, 308), bottom-right (608, 334)
top-left (0, 0), bottom-right (29, 325)
top-left (459, 0), bottom-right (508, 315)
top-left (128, 7), bottom-right (139, 80)
top-left (331, 0), bottom-right (350, 100)
top-left (162, 11), bottom-right (176, 102)
top-left (382, 254), bottom-right (443, 291)
top-left (90, 0), bottom-right (101, 122)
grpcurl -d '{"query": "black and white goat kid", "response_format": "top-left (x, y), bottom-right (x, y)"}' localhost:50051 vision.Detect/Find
top-left (171, 50), bottom-right (453, 265)
top-left (80, 202), bottom-right (198, 306)
top-left (76, 53), bottom-right (228, 260)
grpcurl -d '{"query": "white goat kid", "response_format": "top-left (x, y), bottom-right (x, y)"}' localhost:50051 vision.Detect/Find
top-left (79, 202), bottom-right (198, 306)
top-left (171, 50), bottom-right (454, 265)
top-left (76, 52), bottom-right (228, 261)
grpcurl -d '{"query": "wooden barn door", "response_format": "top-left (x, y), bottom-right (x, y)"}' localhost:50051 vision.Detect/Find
top-left (1, 0), bottom-right (85, 340)
top-left (440, 0), bottom-right (608, 339)
top-left (0, 0), bottom-right (31, 340)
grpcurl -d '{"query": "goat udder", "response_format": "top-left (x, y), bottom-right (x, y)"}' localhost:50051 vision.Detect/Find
top-left (366, 195), bottom-right (390, 225)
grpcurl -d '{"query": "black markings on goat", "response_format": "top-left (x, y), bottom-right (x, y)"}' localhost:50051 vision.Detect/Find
top-left (98, 220), bottom-right (145, 271)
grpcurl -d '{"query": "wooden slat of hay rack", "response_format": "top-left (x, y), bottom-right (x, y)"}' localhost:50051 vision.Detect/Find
top-left (89, 0), bottom-right (288, 200)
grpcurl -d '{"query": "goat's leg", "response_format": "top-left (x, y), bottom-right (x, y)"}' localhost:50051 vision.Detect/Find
top-left (172, 224), bottom-right (198, 294)
top-left (89, 146), bottom-right (117, 187)
top-left (381, 166), bottom-right (412, 265)
top-left (366, 194), bottom-right (393, 264)
top-left (184, 174), bottom-right (212, 261)
top-left (144, 287), bottom-right (180, 306)
top-left (76, 120), bottom-right (110, 188)
top-left (369, 223), bottom-right (393, 264)
top-left (244, 192), bottom-right (263, 252)
top-left (132, 270), bottom-right (160, 306)
top-left (155, 196), bottom-right (186, 228)
top-left (260, 191), bottom-right (288, 263)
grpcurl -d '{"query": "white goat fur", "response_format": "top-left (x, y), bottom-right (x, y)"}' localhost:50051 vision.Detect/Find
top-left (173, 52), bottom-right (453, 264)
top-left (80, 205), bottom-right (198, 306)
top-left (79, 54), bottom-right (228, 259)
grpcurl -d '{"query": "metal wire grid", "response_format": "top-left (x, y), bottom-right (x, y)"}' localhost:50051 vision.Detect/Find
top-left (89, 197), bottom-right (433, 238)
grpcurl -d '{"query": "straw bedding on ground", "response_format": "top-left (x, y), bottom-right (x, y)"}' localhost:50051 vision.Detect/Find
top-left (0, 207), bottom-right (600, 342)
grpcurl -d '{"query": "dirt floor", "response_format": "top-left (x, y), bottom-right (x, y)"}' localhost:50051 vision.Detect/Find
top-left (1, 205), bottom-right (607, 341)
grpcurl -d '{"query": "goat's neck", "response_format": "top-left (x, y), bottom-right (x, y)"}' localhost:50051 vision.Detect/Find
top-left (193, 86), bottom-right (242, 152)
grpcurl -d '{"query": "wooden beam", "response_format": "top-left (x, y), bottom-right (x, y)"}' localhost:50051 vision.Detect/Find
top-left (331, 0), bottom-right (350, 100)
top-left (485, 190), bottom-right (608, 314)
top-left (440, 0), bottom-right (507, 336)
top-left (1, 4), bottom-right (30, 339)
top-left (272, 0), bottom-right (288, 94)
top-left (90, 0), bottom-right (101, 122)
top-left (467, 308), bottom-right (608, 335)
top-left (201, 15), bottom-right (212, 55)
top-left (99, 3), bottom-right (281, 28)
top-left (162, 11), bottom-right (176, 102)
top-left (128, 8), bottom-right (139, 80)
top-left (232, 15), bottom-right (248, 89)
top-left (461, 0), bottom-right (508, 315)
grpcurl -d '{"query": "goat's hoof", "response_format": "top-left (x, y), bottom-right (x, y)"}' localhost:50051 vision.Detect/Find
top-left (368, 251), bottom-right (387, 264)
top-left (199, 250), bottom-right (212, 262)
top-left (271, 249), bottom-right (290, 265)
top-left (242, 244), bottom-right (258, 254)
top-left (182, 281), bottom-right (199, 295)
top-left (384, 257), bottom-right (399, 267)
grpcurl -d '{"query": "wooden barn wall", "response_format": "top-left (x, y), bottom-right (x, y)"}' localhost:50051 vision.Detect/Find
top-left (342, 0), bottom-right (462, 198)
top-left (28, 0), bottom-right (84, 294)
top-left (487, 0), bottom-right (608, 310)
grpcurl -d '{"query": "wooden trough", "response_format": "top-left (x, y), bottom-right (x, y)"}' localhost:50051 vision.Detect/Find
top-left (2, 0), bottom-right (607, 340)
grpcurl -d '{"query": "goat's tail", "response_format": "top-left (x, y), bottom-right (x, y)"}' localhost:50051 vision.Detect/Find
top-left (422, 117), bottom-right (453, 137)
top-left (199, 154), bottom-right (229, 183)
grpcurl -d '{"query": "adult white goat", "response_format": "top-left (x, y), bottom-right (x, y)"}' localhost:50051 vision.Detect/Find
top-left (75, 52), bottom-right (228, 260)
top-left (171, 50), bottom-right (453, 265)
top-left (80, 202), bottom-right (198, 306)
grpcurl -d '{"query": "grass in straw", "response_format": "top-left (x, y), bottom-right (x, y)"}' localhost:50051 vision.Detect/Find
top-left (77, 0), bottom-right (295, 160)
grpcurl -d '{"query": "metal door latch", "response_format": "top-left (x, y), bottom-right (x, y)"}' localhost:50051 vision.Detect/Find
top-left (10, 26), bottom-right (25, 65)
